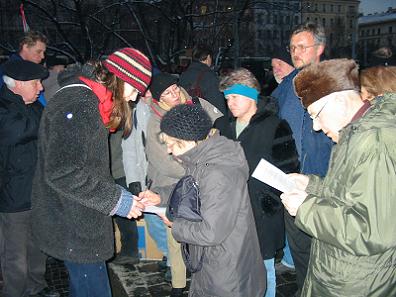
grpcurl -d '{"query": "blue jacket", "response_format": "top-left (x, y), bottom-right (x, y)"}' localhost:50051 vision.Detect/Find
top-left (0, 54), bottom-right (47, 107)
top-left (271, 69), bottom-right (333, 176)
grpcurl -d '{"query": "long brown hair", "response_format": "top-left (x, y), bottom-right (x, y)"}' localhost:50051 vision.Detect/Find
top-left (92, 61), bottom-right (133, 137)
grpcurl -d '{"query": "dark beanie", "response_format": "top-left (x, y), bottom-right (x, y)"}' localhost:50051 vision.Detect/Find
top-left (3, 60), bottom-right (48, 81)
top-left (160, 104), bottom-right (212, 141)
top-left (272, 46), bottom-right (293, 66)
top-left (294, 58), bottom-right (359, 108)
top-left (150, 73), bottom-right (178, 100)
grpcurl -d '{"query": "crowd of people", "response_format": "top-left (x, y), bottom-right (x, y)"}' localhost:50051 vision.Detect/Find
top-left (0, 21), bottom-right (395, 297)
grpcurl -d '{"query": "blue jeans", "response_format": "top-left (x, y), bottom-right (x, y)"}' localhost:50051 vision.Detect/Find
top-left (264, 258), bottom-right (276, 297)
top-left (64, 261), bottom-right (112, 297)
top-left (281, 236), bottom-right (295, 268)
top-left (144, 213), bottom-right (168, 259)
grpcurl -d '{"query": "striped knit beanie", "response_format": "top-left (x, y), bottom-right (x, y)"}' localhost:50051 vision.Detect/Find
top-left (103, 48), bottom-right (152, 94)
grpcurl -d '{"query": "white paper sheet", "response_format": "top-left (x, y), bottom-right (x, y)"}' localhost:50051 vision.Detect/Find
top-left (143, 205), bottom-right (167, 216)
top-left (252, 159), bottom-right (297, 193)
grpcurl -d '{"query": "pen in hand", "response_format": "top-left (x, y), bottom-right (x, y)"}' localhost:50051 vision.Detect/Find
top-left (139, 179), bottom-right (161, 206)
top-left (146, 179), bottom-right (153, 190)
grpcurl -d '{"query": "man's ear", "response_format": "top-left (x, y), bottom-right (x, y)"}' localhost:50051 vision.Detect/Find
top-left (317, 44), bottom-right (325, 57)
top-left (21, 44), bottom-right (29, 53)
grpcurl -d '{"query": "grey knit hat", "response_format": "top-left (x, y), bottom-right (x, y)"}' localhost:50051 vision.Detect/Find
top-left (160, 104), bottom-right (212, 141)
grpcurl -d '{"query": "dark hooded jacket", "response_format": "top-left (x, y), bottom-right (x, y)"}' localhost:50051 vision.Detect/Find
top-left (215, 97), bottom-right (299, 259)
top-left (172, 133), bottom-right (266, 297)
top-left (179, 61), bottom-right (227, 115)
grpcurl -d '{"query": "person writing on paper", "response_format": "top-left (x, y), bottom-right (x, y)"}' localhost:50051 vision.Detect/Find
top-left (140, 104), bottom-right (266, 297)
top-left (31, 48), bottom-right (152, 296)
top-left (281, 59), bottom-right (396, 296)
top-left (214, 67), bottom-right (299, 297)
top-left (143, 72), bottom-right (222, 296)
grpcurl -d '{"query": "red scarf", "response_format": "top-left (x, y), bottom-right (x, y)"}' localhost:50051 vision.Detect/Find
top-left (79, 76), bottom-right (114, 131)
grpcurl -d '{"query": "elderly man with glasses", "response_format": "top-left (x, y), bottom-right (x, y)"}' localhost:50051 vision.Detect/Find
top-left (281, 58), bottom-right (396, 297)
top-left (271, 22), bottom-right (334, 296)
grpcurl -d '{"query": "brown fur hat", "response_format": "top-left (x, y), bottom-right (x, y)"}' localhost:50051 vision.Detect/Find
top-left (294, 59), bottom-right (360, 108)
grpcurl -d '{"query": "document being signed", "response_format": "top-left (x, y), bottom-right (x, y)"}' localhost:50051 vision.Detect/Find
top-left (143, 205), bottom-right (166, 216)
top-left (252, 159), bottom-right (297, 193)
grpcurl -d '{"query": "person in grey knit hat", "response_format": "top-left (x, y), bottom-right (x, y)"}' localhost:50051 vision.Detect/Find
top-left (139, 104), bottom-right (266, 297)
top-left (143, 72), bottom-right (222, 297)
top-left (160, 104), bottom-right (212, 141)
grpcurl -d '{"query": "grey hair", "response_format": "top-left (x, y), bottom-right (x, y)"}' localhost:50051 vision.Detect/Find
top-left (291, 22), bottom-right (326, 46)
top-left (3, 75), bottom-right (16, 88)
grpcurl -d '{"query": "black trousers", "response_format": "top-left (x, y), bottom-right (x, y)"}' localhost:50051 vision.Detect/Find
top-left (114, 177), bottom-right (139, 257)
top-left (284, 211), bottom-right (312, 293)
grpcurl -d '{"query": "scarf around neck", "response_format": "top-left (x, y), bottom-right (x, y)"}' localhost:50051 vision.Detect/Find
top-left (79, 76), bottom-right (114, 130)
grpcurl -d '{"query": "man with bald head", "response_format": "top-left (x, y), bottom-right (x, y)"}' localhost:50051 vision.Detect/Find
top-left (0, 60), bottom-right (59, 297)
top-left (281, 58), bottom-right (396, 297)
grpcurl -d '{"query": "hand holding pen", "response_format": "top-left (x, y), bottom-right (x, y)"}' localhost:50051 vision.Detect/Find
top-left (136, 179), bottom-right (161, 207)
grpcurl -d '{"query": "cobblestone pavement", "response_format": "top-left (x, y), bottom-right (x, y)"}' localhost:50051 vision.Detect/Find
top-left (1, 257), bottom-right (297, 297)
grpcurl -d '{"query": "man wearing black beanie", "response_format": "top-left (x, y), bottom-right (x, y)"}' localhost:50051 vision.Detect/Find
top-left (271, 46), bottom-right (295, 84)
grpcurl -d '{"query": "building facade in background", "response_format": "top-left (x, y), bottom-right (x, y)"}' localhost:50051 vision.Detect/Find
top-left (0, 0), bottom-right (365, 68)
top-left (358, 7), bottom-right (396, 65)
top-left (300, 0), bottom-right (360, 58)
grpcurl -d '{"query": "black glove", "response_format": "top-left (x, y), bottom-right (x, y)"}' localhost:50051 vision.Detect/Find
top-left (128, 182), bottom-right (142, 196)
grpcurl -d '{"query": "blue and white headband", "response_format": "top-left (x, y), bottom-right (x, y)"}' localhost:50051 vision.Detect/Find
top-left (223, 84), bottom-right (259, 101)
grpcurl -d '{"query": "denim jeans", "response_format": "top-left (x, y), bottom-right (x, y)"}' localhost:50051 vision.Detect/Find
top-left (64, 261), bottom-right (112, 297)
top-left (144, 213), bottom-right (168, 259)
top-left (264, 258), bottom-right (276, 297)
top-left (281, 236), bottom-right (295, 268)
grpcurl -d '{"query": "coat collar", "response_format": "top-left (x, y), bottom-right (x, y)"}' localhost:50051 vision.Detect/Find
top-left (0, 85), bottom-right (25, 105)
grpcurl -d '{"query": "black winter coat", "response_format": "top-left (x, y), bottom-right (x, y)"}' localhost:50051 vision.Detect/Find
top-left (0, 86), bottom-right (43, 212)
top-left (215, 97), bottom-right (299, 259)
top-left (179, 61), bottom-right (227, 115)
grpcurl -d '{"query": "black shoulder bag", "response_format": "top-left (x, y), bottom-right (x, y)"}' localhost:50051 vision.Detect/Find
top-left (166, 175), bottom-right (205, 273)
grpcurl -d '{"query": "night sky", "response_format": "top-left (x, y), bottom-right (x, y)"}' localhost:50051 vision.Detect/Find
top-left (359, 0), bottom-right (396, 14)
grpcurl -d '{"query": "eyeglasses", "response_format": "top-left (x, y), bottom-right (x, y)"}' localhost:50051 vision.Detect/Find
top-left (286, 44), bottom-right (318, 53)
top-left (311, 100), bottom-right (329, 121)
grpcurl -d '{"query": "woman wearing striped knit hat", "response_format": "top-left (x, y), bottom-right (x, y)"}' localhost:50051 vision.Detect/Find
top-left (31, 48), bottom-right (152, 297)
